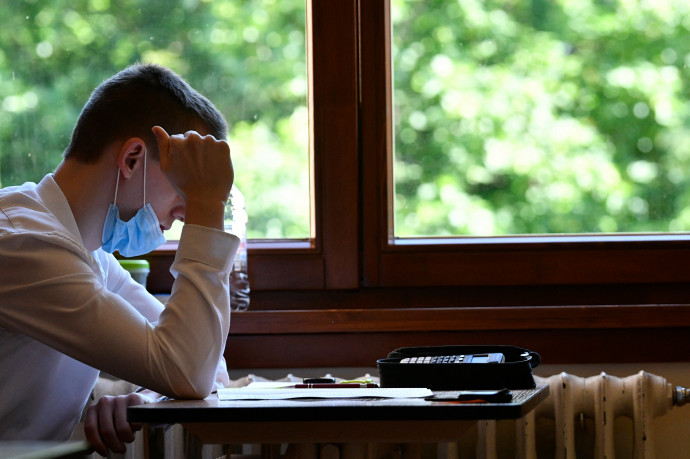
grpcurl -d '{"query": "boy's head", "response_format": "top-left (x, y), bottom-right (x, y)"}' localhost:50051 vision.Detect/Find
top-left (63, 63), bottom-right (227, 162)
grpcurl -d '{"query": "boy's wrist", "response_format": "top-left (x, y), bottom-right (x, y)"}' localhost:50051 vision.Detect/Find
top-left (183, 198), bottom-right (225, 230)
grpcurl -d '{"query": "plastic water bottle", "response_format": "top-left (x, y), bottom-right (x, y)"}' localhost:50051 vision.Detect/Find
top-left (224, 185), bottom-right (250, 311)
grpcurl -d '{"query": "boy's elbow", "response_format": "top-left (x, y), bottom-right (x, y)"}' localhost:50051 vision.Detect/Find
top-left (170, 385), bottom-right (212, 400)
top-left (149, 338), bottom-right (221, 399)
top-left (160, 371), bottom-right (215, 400)
top-left (166, 381), bottom-right (213, 399)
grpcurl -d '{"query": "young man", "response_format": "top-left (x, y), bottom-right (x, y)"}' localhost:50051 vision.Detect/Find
top-left (0, 64), bottom-right (238, 455)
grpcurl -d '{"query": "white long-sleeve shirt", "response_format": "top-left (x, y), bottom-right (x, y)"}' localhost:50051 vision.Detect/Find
top-left (0, 174), bottom-right (238, 441)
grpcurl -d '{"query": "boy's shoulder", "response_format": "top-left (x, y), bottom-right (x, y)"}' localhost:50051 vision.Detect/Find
top-left (0, 180), bottom-right (80, 251)
top-left (0, 181), bottom-right (46, 232)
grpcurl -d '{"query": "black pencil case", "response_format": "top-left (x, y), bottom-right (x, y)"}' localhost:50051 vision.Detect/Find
top-left (377, 345), bottom-right (540, 390)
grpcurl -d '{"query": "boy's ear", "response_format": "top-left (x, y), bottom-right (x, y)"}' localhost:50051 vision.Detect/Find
top-left (116, 138), bottom-right (147, 179)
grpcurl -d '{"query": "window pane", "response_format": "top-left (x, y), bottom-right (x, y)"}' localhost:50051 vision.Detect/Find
top-left (0, 0), bottom-right (309, 240)
top-left (391, 0), bottom-right (690, 237)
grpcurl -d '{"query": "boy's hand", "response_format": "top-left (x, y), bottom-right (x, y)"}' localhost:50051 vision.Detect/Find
top-left (84, 392), bottom-right (149, 456)
top-left (152, 126), bottom-right (233, 230)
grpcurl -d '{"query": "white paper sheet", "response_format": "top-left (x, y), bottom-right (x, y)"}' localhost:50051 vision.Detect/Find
top-left (217, 387), bottom-right (433, 400)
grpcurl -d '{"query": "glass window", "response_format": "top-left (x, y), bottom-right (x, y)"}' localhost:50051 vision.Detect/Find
top-left (391, 0), bottom-right (690, 238)
top-left (0, 0), bottom-right (310, 240)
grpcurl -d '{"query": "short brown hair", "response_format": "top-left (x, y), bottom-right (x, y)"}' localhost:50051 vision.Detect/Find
top-left (64, 63), bottom-right (227, 162)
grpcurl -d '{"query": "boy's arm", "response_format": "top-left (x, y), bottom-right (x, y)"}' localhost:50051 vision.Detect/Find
top-left (85, 127), bottom-right (234, 454)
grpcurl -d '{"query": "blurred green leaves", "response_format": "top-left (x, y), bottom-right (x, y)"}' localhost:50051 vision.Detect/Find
top-left (4, 0), bottom-right (690, 240)
top-left (392, 0), bottom-right (690, 236)
top-left (0, 0), bottom-right (309, 239)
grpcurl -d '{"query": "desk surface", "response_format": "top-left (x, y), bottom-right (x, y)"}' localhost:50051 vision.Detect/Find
top-left (129, 386), bottom-right (548, 424)
top-left (128, 386), bottom-right (548, 447)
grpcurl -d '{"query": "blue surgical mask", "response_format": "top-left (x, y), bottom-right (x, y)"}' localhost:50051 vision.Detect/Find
top-left (101, 150), bottom-right (166, 257)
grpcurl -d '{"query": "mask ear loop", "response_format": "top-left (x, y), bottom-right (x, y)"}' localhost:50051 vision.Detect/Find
top-left (143, 149), bottom-right (147, 207)
top-left (112, 169), bottom-right (121, 206)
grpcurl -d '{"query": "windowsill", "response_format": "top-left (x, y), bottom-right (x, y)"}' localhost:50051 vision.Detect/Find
top-left (228, 304), bottom-right (690, 334)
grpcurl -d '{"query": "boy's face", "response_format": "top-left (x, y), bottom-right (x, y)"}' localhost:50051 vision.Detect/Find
top-left (117, 123), bottom-right (220, 232)
top-left (116, 156), bottom-right (185, 232)
top-left (144, 158), bottom-right (186, 232)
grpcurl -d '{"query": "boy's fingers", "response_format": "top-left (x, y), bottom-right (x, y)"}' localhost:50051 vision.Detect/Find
top-left (151, 125), bottom-right (169, 140)
top-left (151, 126), bottom-right (170, 155)
top-left (84, 407), bottom-right (108, 457)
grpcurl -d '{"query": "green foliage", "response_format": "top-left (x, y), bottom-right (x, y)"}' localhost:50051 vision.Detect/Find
top-left (392, 0), bottom-right (690, 236)
top-left (0, 0), bottom-right (309, 239)
top-left (4, 0), bottom-right (690, 239)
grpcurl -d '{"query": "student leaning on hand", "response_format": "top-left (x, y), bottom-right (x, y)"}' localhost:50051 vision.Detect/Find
top-left (0, 63), bottom-right (238, 456)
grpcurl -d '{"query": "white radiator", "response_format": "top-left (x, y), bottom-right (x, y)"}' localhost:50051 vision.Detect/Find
top-left (478, 371), bottom-right (688, 459)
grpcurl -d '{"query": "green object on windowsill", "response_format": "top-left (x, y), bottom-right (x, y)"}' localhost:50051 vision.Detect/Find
top-left (118, 259), bottom-right (150, 287)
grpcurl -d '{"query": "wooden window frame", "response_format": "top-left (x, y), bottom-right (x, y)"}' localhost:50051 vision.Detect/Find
top-left (359, 0), bottom-right (690, 289)
top-left (146, 0), bottom-right (360, 294)
top-left (142, 0), bottom-right (690, 370)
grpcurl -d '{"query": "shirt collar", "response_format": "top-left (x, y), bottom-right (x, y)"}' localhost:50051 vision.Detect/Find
top-left (35, 173), bottom-right (84, 245)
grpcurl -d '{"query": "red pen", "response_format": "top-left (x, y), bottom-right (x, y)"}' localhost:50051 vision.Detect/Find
top-left (293, 383), bottom-right (379, 388)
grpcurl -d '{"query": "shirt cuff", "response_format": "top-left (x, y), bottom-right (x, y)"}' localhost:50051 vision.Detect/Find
top-left (175, 224), bottom-right (239, 273)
